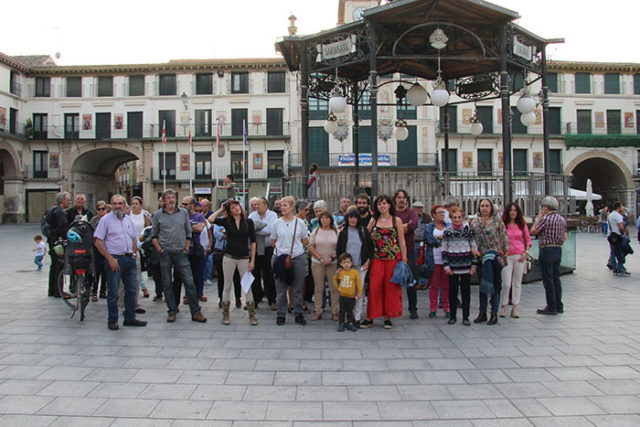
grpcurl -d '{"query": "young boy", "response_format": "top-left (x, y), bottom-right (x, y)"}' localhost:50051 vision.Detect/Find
top-left (334, 253), bottom-right (362, 331)
top-left (33, 234), bottom-right (47, 271)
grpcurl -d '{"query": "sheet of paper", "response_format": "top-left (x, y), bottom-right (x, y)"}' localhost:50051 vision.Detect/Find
top-left (240, 271), bottom-right (254, 294)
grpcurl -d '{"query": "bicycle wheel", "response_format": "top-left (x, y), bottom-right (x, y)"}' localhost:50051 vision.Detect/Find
top-left (77, 274), bottom-right (90, 321)
top-left (57, 270), bottom-right (79, 311)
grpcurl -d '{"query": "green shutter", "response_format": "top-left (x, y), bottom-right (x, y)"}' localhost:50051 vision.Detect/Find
top-left (309, 127), bottom-right (329, 167)
top-left (441, 149), bottom-right (457, 174)
top-left (477, 149), bottom-right (492, 175)
top-left (397, 126), bottom-right (417, 166)
top-left (548, 107), bottom-right (562, 135)
top-left (511, 107), bottom-right (527, 134)
top-left (604, 73), bottom-right (620, 94)
top-left (549, 149), bottom-right (562, 174)
top-left (577, 110), bottom-right (591, 134)
top-left (634, 75), bottom-right (640, 95)
top-left (547, 73), bottom-right (558, 93)
top-left (575, 73), bottom-right (591, 94)
top-left (354, 126), bottom-right (371, 155)
top-left (513, 149), bottom-right (527, 176)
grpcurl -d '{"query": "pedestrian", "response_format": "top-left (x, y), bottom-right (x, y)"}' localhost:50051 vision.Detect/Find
top-left (333, 197), bottom-right (351, 228)
top-left (194, 202), bottom-right (212, 301)
top-left (46, 191), bottom-right (71, 297)
top-left (93, 194), bottom-right (146, 331)
top-left (471, 198), bottom-right (509, 325)
top-left (33, 234), bottom-right (46, 271)
top-left (424, 204), bottom-right (449, 318)
top-left (151, 189), bottom-right (207, 323)
top-left (599, 206), bottom-right (609, 235)
top-left (248, 197), bottom-right (278, 309)
top-left (393, 189), bottom-right (419, 319)
top-left (208, 199), bottom-right (257, 325)
top-left (360, 194), bottom-right (407, 329)
top-left (530, 196), bottom-right (567, 315)
top-left (499, 202), bottom-right (531, 318)
top-left (270, 196), bottom-right (309, 326)
top-left (356, 193), bottom-right (372, 228)
top-left (442, 206), bottom-right (478, 326)
top-left (307, 163), bottom-right (319, 201)
top-left (309, 210), bottom-right (339, 321)
top-left (174, 197), bottom-right (207, 308)
top-left (334, 253), bottom-right (363, 332)
top-left (129, 196), bottom-right (151, 305)
top-left (606, 202), bottom-right (630, 275)
top-left (412, 201), bottom-right (430, 289)
top-left (218, 174), bottom-right (236, 206)
top-left (66, 193), bottom-right (94, 224)
top-left (89, 200), bottom-right (109, 300)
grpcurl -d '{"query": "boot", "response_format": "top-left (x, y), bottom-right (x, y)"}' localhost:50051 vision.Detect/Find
top-left (247, 302), bottom-right (258, 326)
top-left (221, 301), bottom-right (231, 325)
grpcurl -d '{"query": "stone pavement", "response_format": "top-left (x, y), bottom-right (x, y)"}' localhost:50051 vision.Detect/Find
top-left (0, 223), bottom-right (639, 426)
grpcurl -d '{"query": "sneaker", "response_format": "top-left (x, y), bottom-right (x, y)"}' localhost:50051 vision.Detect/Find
top-left (347, 324), bottom-right (357, 332)
top-left (191, 312), bottom-right (207, 323)
top-left (447, 318), bottom-right (457, 325)
top-left (203, 279), bottom-right (213, 286)
top-left (536, 307), bottom-right (557, 315)
top-left (409, 309), bottom-right (418, 319)
top-left (107, 321), bottom-right (119, 331)
top-left (462, 319), bottom-right (471, 326)
top-left (498, 306), bottom-right (507, 318)
top-left (123, 319), bottom-right (147, 327)
top-left (135, 307), bottom-right (146, 314)
top-left (276, 316), bottom-right (286, 325)
top-left (295, 314), bottom-right (307, 325)
top-left (429, 312), bottom-right (437, 318)
top-left (337, 323), bottom-right (345, 332)
top-left (445, 312), bottom-right (450, 319)
top-left (383, 320), bottom-right (393, 329)
top-left (153, 295), bottom-right (163, 301)
top-left (359, 319), bottom-right (374, 329)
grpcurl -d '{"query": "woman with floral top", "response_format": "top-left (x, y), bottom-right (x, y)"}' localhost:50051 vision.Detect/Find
top-left (360, 194), bottom-right (407, 329)
top-left (470, 198), bottom-right (509, 325)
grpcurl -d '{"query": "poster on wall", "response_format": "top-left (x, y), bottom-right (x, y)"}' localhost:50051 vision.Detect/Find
top-left (49, 153), bottom-right (59, 169)
top-left (82, 114), bottom-right (92, 130)
top-left (497, 109), bottom-right (502, 125)
top-left (0, 107), bottom-right (6, 129)
top-left (461, 108), bottom-right (472, 124)
top-left (253, 153), bottom-right (263, 169)
top-left (532, 152), bottom-right (543, 169)
top-left (498, 152), bottom-right (503, 169)
top-left (594, 112), bottom-right (604, 128)
top-left (535, 109), bottom-right (542, 125)
top-left (624, 112), bottom-right (634, 128)
top-left (114, 114), bottom-right (124, 130)
top-left (180, 154), bottom-right (190, 171)
top-left (462, 152), bottom-right (473, 168)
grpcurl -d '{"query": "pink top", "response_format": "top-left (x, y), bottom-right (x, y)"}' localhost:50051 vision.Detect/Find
top-left (309, 227), bottom-right (338, 264)
top-left (506, 223), bottom-right (532, 255)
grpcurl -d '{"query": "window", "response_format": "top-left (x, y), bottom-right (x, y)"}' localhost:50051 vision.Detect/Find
top-left (575, 72), bottom-right (591, 94)
top-left (511, 107), bottom-right (527, 135)
top-left (158, 111), bottom-right (176, 137)
top-left (607, 110), bottom-right (621, 134)
top-left (159, 74), bottom-right (176, 96)
top-left (439, 106), bottom-right (457, 133)
top-left (635, 75), bottom-right (640, 95)
top-left (196, 73), bottom-right (213, 95)
top-left (267, 71), bottom-right (285, 93)
top-left (129, 75), bottom-right (145, 96)
top-left (10, 71), bottom-right (20, 96)
top-left (548, 107), bottom-right (562, 135)
top-left (309, 127), bottom-right (329, 167)
top-left (97, 76), bottom-right (113, 97)
top-left (195, 109), bottom-right (212, 136)
top-left (266, 108), bottom-right (283, 136)
top-left (309, 97), bottom-right (329, 120)
top-left (231, 72), bottom-right (249, 93)
top-left (95, 113), bottom-right (111, 139)
top-left (127, 112), bottom-right (143, 139)
top-left (195, 152), bottom-right (211, 179)
top-left (33, 151), bottom-right (48, 178)
top-left (547, 73), bottom-right (558, 93)
top-left (231, 108), bottom-right (248, 136)
top-left (477, 106), bottom-right (493, 134)
top-left (267, 150), bottom-right (284, 177)
top-left (65, 113), bottom-right (79, 139)
top-left (513, 149), bottom-right (528, 176)
top-left (159, 152), bottom-right (176, 180)
top-left (9, 108), bottom-right (17, 134)
top-left (355, 126), bottom-right (371, 154)
top-left (577, 110), bottom-right (591, 134)
top-left (477, 149), bottom-right (492, 175)
top-left (231, 151), bottom-right (247, 179)
top-left (604, 73), bottom-right (620, 94)
top-left (33, 114), bottom-right (48, 139)
top-left (66, 77), bottom-right (82, 97)
top-left (35, 77), bottom-right (51, 97)
top-left (549, 149), bottom-right (562, 174)
top-left (397, 98), bottom-right (417, 120)
top-left (637, 110), bottom-right (640, 135)
top-left (397, 126), bottom-right (417, 167)
top-left (358, 90), bottom-right (371, 120)
top-left (441, 149), bottom-right (457, 174)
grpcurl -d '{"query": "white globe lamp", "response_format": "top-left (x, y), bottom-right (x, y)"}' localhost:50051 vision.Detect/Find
top-left (407, 83), bottom-right (428, 107)
top-left (395, 125), bottom-right (409, 141)
top-left (520, 111), bottom-right (536, 127)
top-left (470, 121), bottom-right (483, 136)
top-left (516, 94), bottom-right (536, 114)
top-left (430, 87), bottom-right (449, 107)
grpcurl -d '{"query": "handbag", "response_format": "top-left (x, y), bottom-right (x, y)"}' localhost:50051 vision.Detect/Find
top-left (522, 226), bottom-right (532, 274)
top-left (607, 232), bottom-right (620, 245)
top-left (284, 218), bottom-right (298, 270)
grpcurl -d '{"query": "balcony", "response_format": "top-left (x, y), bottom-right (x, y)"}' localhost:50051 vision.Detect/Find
top-left (288, 152), bottom-right (438, 169)
top-left (23, 165), bottom-right (61, 180)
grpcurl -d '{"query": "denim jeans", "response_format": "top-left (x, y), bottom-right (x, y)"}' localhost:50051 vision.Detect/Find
top-left (34, 255), bottom-right (44, 269)
top-left (104, 255), bottom-right (138, 322)
top-left (539, 246), bottom-right (563, 312)
top-left (159, 251), bottom-right (202, 316)
top-left (406, 247), bottom-right (418, 311)
top-left (608, 237), bottom-right (627, 273)
top-left (478, 258), bottom-right (502, 315)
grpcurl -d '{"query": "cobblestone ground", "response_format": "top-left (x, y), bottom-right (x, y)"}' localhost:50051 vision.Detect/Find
top-left (0, 224), bottom-right (638, 426)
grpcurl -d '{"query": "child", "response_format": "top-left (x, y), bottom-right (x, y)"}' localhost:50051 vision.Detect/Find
top-left (334, 253), bottom-right (362, 331)
top-left (33, 234), bottom-right (46, 271)
top-left (442, 207), bottom-right (478, 326)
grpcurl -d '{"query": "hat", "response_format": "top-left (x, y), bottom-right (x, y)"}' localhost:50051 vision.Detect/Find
top-left (413, 201), bottom-right (425, 208)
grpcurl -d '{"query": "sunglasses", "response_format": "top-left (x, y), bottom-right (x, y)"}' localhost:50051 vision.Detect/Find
top-left (97, 207), bottom-right (106, 211)
top-left (181, 203), bottom-right (190, 206)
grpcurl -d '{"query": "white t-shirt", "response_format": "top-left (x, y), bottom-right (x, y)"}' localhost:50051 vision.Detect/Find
top-left (270, 217), bottom-right (309, 258)
top-left (608, 210), bottom-right (624, 235)
top-left (35, 241), bottom-right (45, 256)
top-left (200, 220), bottom-right (211, 250)
top-left (130, 212), bottom-right (147, 235)
top-left (432, 227), bottom-right (445, 264)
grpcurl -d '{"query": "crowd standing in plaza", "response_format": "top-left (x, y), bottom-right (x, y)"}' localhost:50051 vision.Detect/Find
top-left (43, 185), bottom-right (626, 332)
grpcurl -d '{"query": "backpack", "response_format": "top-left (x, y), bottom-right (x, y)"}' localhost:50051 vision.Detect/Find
top-left (40, 207), bottom-right (56, 241)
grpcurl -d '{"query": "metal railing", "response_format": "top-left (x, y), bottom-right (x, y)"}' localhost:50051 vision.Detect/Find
top-left (23, 165), bottom-right (61, 180)
top-left (288, 152), bottom-right (438, 168)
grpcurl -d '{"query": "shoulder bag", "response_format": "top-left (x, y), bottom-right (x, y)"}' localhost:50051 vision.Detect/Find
top-left (284, 218), bottom-right (298, 270)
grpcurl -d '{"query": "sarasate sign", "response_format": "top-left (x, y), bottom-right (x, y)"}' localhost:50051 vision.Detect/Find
top-left (319, 35), bottom-right (356, 61)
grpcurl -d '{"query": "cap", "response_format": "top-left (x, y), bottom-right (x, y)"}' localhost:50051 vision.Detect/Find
top-left (412, 201), bottom-right (424, 208)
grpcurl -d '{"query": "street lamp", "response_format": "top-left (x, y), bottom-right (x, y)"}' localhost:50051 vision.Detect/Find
top-left (394, 119), bottom-right (409, 141)
top-left (328, 86), bottom-right (347, 114)
top-left (470, 109), bottom-right (483, 136)
top-left (323, 112), bottom-right (338, 134)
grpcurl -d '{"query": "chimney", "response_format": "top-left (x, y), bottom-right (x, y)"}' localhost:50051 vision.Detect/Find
top-left (288, 14), bottom-right (298, 36)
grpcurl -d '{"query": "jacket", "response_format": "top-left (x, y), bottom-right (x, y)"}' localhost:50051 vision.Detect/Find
top-left (422, 222), bottom-right (442, 274)
top-left (336, 225), bottom-right (373, 266)
top-left (390, 260), bottom-right (416, 288)
top-left (479, 250), bottom-right (502, 296)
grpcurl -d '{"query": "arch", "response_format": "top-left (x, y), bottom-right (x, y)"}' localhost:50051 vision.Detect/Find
top-left (564, 150), bottom-right (634, 190)
top-left (72, 144), bottom-right (142, 176)
top-left (0, 140), bottom-right (21, 178)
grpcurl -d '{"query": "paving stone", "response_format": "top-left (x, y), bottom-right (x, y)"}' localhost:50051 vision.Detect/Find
top-left (536, 396), bottom-right (606, 416)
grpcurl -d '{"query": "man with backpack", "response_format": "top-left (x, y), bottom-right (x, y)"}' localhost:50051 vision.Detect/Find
top-left (42, 192), bottom-right (71, 297)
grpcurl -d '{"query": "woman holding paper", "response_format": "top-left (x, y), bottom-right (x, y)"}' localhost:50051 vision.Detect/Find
top-left (208, 200), bottom-right (257, 325)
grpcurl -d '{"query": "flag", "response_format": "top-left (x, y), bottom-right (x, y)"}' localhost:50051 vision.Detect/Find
top-left (161, 120), bottom-right (166, 144)
top-left (242, 120), bottom-right (247, 146)
top-left (188, 126), bottom-right (192, 149)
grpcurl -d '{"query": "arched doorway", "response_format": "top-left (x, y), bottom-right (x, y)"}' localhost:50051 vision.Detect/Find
top-left (0, 143), bottom-right (24, 223)
top-left (71, 147), bottom-right (141, 208)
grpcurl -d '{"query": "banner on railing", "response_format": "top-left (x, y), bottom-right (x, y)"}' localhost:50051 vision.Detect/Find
top-left (338, 154), bottom-right (390, 167)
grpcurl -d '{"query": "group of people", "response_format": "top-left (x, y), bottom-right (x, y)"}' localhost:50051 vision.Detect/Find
top-left (43, 188), bottom-right (571, 331)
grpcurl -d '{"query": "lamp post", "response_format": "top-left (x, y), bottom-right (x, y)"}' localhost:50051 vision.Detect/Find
top-left (181, 92), bottom-right (193, 196)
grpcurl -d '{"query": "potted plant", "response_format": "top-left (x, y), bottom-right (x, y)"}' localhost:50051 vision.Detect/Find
top-left (24, 118), bottom-right (34, 139)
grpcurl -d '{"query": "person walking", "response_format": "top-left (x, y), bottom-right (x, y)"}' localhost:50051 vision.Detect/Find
top-left (471, 198), bottom-right (509, 326)
top-left (499, 203), bottom-right (531, 319)
top-left (606, 202), bottom-right (630, 275)
top-left (93, 194), bottom-right (146, 331)
top-left (360, 194), bottom-right (407, 329)
top-left (151, 189), bottom-right (207, 323)
top-left (531, 196), bottom-right (567, 315)
top-left (208, 200), bottom-right (257, 325)
top-left (33, 234), bottom-right (46, 271)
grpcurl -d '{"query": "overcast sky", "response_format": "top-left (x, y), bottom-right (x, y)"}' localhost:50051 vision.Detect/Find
top-left (3, 0), bottom-right (638, 65)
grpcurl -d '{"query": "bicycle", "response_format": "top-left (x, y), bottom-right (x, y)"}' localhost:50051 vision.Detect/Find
top-left (56, 219), bottom-right (96, 321)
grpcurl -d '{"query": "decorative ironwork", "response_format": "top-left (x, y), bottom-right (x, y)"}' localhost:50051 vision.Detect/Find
top-left (377, 119), bottom-right (394, 141)
top-left (334, 119), bottom-right (349, 141)
top-left (454, 73), bottom-right (500, 100)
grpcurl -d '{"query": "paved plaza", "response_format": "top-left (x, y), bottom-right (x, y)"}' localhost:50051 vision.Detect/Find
top-left (0, 223), bottom-right (638, 426)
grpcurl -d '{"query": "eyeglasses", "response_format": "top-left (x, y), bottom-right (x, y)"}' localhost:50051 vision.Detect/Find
top-left (97, 207), bottom-right (106, 211)
top-left (181, 203), bottom-right (189, 207)
top-left (435, 211), bottom-right (445, 214)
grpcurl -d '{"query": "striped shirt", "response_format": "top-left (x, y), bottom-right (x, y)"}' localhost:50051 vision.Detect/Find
top-left (535, 211), bottom-right (567, 247)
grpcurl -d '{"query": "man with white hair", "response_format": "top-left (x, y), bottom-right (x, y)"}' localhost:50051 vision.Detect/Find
top-left (530, 196), bottom-right (567, 315)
